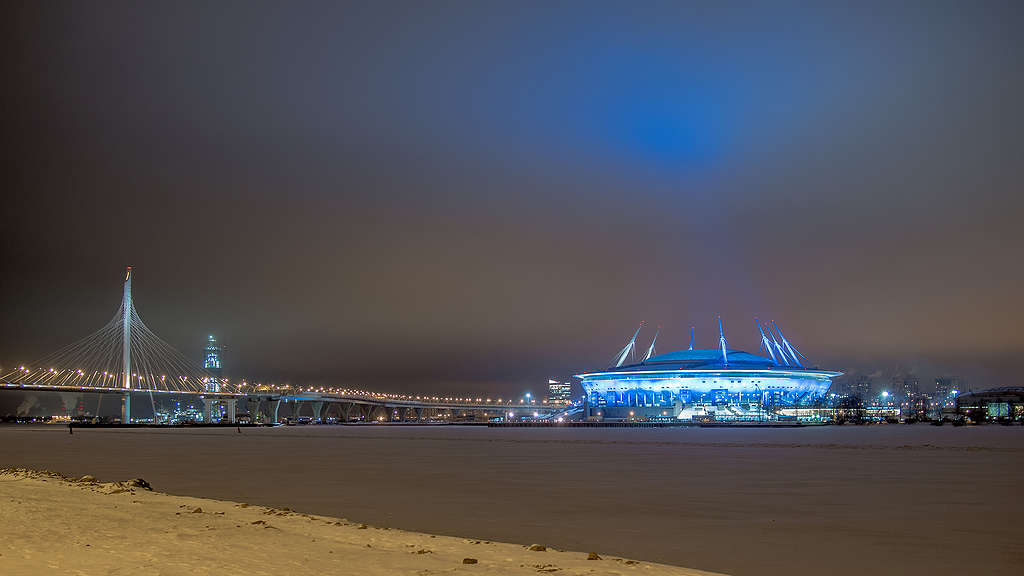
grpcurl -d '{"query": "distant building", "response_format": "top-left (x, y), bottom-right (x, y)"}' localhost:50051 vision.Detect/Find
top-left (203, 335), bottom-right (223, 393)
top-left (848, 375), bottom-right (872, 400)
top-left (547, 381), bottom-right (572, 405)
top-left (956, 387), bottom-right (1024, 422)
top-left (891, 373), bottom-right (920, 401)
top-left (933, 377), bottom-right (963, 409)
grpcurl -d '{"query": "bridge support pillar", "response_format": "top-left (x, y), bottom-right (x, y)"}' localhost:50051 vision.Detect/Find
top-left (121, 392), bottom-right (132, 424)
top-left (248, 397), bottom-right (262, 422)
top-left (312, 401), bottom-right (324, 423)
top-left (268, 400), bottom-right (281, 423)
top-left (415, 407), bottom-right (425, 421)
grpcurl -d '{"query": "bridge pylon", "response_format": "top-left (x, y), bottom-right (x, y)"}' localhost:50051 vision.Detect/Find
top-left (0, 267), bottom-right (217, 423)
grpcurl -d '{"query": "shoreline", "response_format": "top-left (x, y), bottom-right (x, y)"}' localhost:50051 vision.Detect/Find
top-left (2, 425), bottom-right (1020, 575)
top-left (0, 467), bottom-right (723, 575)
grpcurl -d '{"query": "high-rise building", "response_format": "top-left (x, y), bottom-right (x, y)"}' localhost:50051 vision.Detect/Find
top-left (933, 377), bottom-right (963, 409)
top-left (892, 373), bottom-right (920, 401)
top-left (547, 380), bottom-right (572, 405)
top-left (204, 335), bottom-right (223, 392)
top-left (848, 375), bottom-right (872, 400)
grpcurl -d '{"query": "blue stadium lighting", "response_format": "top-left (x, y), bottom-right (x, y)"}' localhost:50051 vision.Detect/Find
top-left (577, 319), bottom-right (841, 421)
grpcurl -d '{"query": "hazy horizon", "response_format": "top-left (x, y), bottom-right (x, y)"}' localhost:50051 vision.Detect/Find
top-left (3, 1), bottom-right (1022, 395)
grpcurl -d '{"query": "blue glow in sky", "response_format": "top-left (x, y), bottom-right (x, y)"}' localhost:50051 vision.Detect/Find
top-left (3, 0), bottom-right (1023, 392)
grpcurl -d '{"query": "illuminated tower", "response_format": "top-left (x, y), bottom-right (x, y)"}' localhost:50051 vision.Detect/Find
top-left (203, 335), bottom-right (223, 392)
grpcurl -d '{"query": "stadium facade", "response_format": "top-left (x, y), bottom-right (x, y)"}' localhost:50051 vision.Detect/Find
top-left (576, 319), bottom-right (841, 421)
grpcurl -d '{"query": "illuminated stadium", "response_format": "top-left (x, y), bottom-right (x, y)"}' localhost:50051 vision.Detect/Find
top-left (576, 319), bottom-right (841, 421)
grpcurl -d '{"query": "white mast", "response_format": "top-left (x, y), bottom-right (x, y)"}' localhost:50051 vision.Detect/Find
top-left (768, 322), bottom-right (791, 366)
top-left (756, 319), bottom-right (778, 365)
top-left (121, 266), bottom-right (133, 423)
top-left (642, 327), bottom-right (660, 362)
top-left (717, 316), bottom-right (728, 366)
top-left (612, 323), bottom-right (644, 368)
top-left (773, 322), bottom-right (805, 368)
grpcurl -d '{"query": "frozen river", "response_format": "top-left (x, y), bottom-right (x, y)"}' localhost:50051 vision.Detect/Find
top-left (0, 424), bottom-right (1021, 575)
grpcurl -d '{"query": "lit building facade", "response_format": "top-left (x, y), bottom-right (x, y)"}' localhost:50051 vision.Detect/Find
top-left (547, 381), bottom-right (572, 405)
top-left (203, 334), bottom-right (223, 393)
top-left (576, 320), bottom-right (841, 421)
top-left (933, 377), bottom-right (963, 408)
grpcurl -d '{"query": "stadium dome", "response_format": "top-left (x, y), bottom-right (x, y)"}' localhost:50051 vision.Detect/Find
top-left (576, 320), bottom-right (841, 421)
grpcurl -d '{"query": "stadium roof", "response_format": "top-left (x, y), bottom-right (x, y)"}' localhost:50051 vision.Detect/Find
top-left (599, 348), bottom-right (807, 373)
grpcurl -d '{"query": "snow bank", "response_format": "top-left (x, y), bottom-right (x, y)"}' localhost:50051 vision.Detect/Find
top-left (0, 468), bottom-right (723, 575)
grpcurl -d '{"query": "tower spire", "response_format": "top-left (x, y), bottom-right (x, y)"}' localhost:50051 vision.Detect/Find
top-left (688, 326), bottom-right (694, 350)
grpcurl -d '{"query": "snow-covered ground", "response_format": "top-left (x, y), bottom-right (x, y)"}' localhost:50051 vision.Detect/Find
top-left (0, 468), bottom-right (717, 575)
top-left (0, 425), bottom-right (1021, 575)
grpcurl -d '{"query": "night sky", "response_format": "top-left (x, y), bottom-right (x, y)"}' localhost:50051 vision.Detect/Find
top-left (2, 1), bottom-right (1022, 395)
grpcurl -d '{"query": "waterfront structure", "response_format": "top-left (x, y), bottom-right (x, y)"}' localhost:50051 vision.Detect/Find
top-left (0, 267), bottom-right (558, 424)
top-left (547, 381), bottom-right (572, 405)
top-left (956, 387), bottom-right (1024, 421)
top-left (576, 319), bottom-right (841, 421)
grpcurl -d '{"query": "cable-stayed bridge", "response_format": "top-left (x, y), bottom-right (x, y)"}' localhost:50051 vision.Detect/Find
top-left (0, 268), bottom-right (556, 423)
